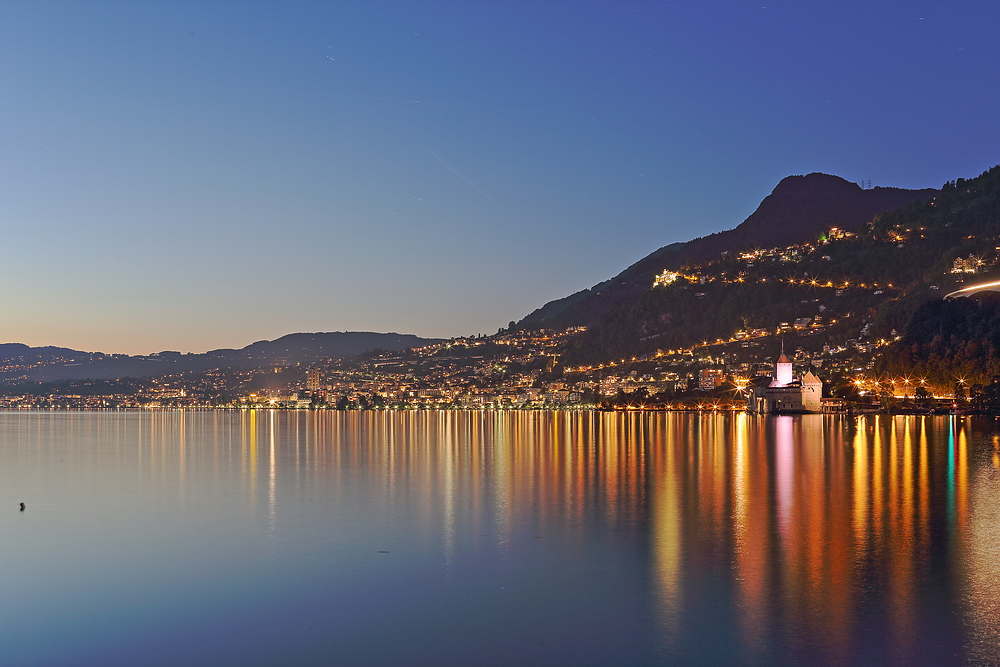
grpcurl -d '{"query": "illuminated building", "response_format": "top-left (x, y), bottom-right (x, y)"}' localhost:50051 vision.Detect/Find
top-left (698, 368), bottom-right (725, 391)
top-left (747, 348), bottom-right (823, 414)
top-left (951, 254), bottom-right (983, 273)
top-left (307, 368), bottom-right (320, 392)
top-left (653, 270), bottom-right (680, 286)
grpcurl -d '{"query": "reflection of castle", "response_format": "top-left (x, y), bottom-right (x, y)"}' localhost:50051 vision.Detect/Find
top-left (747, 349), bottom-right (822, 414)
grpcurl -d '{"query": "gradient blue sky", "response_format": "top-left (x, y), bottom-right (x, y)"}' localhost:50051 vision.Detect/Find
top-left (2, 1), bottom-right (998, 354)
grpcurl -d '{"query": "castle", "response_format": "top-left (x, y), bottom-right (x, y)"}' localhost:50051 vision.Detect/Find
top-left (747, 349), bottom-right (823, 414)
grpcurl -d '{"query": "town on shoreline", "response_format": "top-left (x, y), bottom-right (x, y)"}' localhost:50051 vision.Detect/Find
top-left (0, 324), bottom-right (994, 415)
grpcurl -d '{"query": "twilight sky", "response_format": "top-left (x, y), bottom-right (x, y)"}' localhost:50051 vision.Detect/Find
top-left (2, 1), bottom-right (998, 354)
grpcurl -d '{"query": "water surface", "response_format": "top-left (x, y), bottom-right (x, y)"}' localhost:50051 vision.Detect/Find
top-left (1, 410), bottom-right (998, 666)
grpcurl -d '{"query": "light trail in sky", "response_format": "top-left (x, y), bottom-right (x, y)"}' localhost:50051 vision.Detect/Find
top-left (427, 149), bottom-right (498, 207)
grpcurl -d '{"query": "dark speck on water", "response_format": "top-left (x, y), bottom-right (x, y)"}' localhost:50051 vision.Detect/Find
top-left (19, 502), bottom-right (24, 511)
top-left (377, 550), bottom-right (390, 553)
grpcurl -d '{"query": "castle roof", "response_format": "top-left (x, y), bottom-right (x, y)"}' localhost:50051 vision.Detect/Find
top-left (802, 370), bottom-right (822, 385)
top-left (776, 353), bottom-right (791, 364)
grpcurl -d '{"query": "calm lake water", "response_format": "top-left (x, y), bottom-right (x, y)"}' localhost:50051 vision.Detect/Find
top-left (1, 410), bottom-right (999, 666)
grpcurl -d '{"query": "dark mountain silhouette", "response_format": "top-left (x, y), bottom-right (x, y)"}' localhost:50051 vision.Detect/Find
top-left (1, 332), bottom-right (443, 383)
top-left (203, 332), bottom-right (439, 364)
top-left (0, 343), bottom-right (85, 362)
top-left (518, 173), bottom-right (937, 328)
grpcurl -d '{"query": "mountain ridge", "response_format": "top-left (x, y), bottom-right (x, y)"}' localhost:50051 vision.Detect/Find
top-left (518, 173), bottom-right (937, 329)
top-left (0, 331), bottom-right (444, 383)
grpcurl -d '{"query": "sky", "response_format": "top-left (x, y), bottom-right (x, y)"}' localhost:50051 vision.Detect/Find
top-left (2, 1), bottom-right (999, 355)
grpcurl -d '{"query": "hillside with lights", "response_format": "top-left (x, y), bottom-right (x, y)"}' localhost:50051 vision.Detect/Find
top-left (517, 173), bottom-right (937, 331)
top-left (539, 167), bottom-right (1000, 385)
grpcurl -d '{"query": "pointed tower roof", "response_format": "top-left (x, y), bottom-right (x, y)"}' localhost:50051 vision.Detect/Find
top-left (802, 370), bottom-right (822, 385)
top-left (776, 341), bottom-right (790, 364)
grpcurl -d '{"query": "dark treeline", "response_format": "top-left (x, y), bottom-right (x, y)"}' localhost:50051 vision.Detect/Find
top-left (879, 294), bottom-right (1000, 386)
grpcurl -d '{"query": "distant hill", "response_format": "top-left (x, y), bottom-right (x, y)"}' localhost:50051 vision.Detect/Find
top-left (0, 343), bottom-right (86, 363)
top-left (518, 173), bottom-right (937, 329)
top-left (1, 332), bottom-right (443, 383)
top-left (204, 332), bottom-right (441, 364)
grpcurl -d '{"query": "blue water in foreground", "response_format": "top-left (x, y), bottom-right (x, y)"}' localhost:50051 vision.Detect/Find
top-left (1, 410), bottom-right (999, 666)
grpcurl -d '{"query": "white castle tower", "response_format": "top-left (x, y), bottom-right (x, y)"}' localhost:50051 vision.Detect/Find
top-left (772, 344), bottom-right (794, 387)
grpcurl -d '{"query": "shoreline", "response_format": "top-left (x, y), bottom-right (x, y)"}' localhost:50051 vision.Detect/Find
top-left (0, 405), bottom-right (990, 416)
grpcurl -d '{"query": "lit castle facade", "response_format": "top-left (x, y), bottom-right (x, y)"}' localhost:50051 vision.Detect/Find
top-left (747, 349), bottom-right (823, 414)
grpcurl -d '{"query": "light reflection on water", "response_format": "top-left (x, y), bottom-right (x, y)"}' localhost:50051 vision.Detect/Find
top-left (0, 410), bottom-right (999, 666)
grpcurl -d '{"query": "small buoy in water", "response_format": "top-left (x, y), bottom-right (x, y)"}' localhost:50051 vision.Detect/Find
top-left (19, 502), bottom-right (25, 511)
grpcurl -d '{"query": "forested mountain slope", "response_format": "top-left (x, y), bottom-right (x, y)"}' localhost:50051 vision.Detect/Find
top-left (519, 173), bottom-right (936, 329)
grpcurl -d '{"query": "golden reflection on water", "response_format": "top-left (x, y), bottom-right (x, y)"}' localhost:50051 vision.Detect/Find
top-left (966, 433), bottom-right (1000, 665)
top-left (650, 413), bottom-right (682, 648)
top-left (710, 413), bottom-right (990, 666)
top-left (733, 414), bottom-right (769, 661)
top-left (600, 411), bottom-right (995, 666)
top-left (9, 409), bottom-right (1000, 665)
